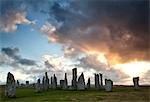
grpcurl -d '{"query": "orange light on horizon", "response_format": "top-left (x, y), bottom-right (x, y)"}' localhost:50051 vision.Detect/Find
top-left (114, 61), bottom-right (150, 78)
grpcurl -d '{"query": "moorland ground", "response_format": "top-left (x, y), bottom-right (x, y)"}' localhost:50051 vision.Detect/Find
top-left (0, 85), bottom-right (149, 102)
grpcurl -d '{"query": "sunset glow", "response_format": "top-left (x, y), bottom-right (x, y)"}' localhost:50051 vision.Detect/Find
top-left (114, 61), bottom-right (150, 77)
top-left (0, 0), bottom-right (149, 85)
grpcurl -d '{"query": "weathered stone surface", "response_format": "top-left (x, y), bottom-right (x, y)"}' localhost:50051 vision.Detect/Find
top-left (26, 81), bottom-right (29, 87)
top-left (133, 77), bottom-right (139, 89)
top-left (87, 78), bottom-right (90, 89)
top-left (42, 72), bottom-right (49, 90)
top-left (60, 80), bottom-right (64, 89)
top-left (35, 78), bottom-right (42, 92)
top-left (45, 72), bottom-right (49, 90)
top-left (95, 74), bottom-right (100, 90)
top-left (63, 73), bottom-right (68, 90)
top-left (72, 68), bottom-right (77, 90)
top-left (51, 74), bottom-right (57, 89)
top-left (5, 72), bottom-right (16, 97)
top-left (77, 73), bottom-right (85, 90)
top-left (99, 73), bottom-right (104, 89)
top-left (42, 76), bottom-right (45, 90)
top-left (105, 79), bottom-right (113, 92)
top-left (16, 80), bottom-right (19, 87)
top-left (50, 76), bottom-right (53, 88)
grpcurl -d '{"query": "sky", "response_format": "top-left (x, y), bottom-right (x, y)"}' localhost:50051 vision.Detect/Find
top-left (0, 0), bottom-right (149, 85)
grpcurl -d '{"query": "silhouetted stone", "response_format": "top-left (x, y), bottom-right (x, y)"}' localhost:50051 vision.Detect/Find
top-left (105, 79), bottom-right (113, 92)
top-left (35, 78), bottom-right (42, 92)
top-left (52, 74), bottom-right (57, 89)
top-left (45, 72), bottom-right (49, 90)
top-left (99, 73), bottom-right (104, 89)
top-left (42, 72), bottom-right (49, 90)
top-left (72, 68), bottom-right (77, 90)
top-left (42, 76), bottom-right (45, 90)
top-left (60, 80), bottom-right (64, 89)
top-left (5, 72), bottom-right (16, 97)
top-left (77, 73), bottom-right (85, 90)
top-left (133, 77), bottom-right (139, 89)
top-left (50, 76), bottom-right (53, 86)
top-left (63, 73), bottom-right (68, 90)
top-left (87, 78), bottom-right (90, 89)
top-left (99, 73), bottom-right (103, 87)
top-left (95, 74), bottom-right (100, 90)
top-left (16, 80), bottom-right (19, 87)
top-left (26, 81), bottom-right (29, 87)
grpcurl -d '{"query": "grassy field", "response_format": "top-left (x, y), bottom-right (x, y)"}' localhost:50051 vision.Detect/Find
top-left (0, 86), bottom-right (149, 102)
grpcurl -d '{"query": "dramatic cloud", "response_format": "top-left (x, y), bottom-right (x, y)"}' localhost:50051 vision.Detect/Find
top-left (0, 0), bottom-right (149, 85)
top-left (40, 22), bottom-right (58, 42)
top-left (43, 0), bottom-right (149, 65)
top-left (1, 47), bottom-right (36, 66)
top-left (0, 0), bottom-right (36, 32)
top-left (0, 11), bottom-right (32, 32)
top-left (1, 0), bottom-right (148, 63)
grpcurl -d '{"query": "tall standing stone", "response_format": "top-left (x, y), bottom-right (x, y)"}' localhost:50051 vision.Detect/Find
top-left (105, 79), bottom-right (113, 92)
top-left (87, 78), bottom-right (90, 89)
top-left (99, 73), bottom-right (104, 89)
top-left (45, 72), bottom-right (49, 90)
top-left (35, 78), bottom-right (42, 92)
top-left (95, 74), bottom-right (100, 90)
top-left (77, 73), bottom-right (85, 90)
top-left (133, 77), bottom-right (139, 89)
top-left (72, 68), bottom-right (77, 90)
top-left (5, 72), bottom-right (16, 97)
top-left (52, 74), bottom-right (57, 89)
top-left (42, 72), bottom-right (50, 90)
top-left (63, 73), bottom-right (68, 90)
top-left (16, 80), bottom-right (19, 87)
top-left (42, 76), bottom-right (45, 90)
top-left (50, 76), bottom-right (53, 88)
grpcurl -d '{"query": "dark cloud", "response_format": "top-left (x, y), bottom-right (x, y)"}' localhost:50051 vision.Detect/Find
top-left (1, 47), bottom-right (36, 66)
top-left (1, 47), bottom-right (19, 60)
top-left (47, 0), bottom-right (149, 64)
top-left (17, 59), bottom-right (36, 66)
top-left (0, 0), bottom-right (149, 84)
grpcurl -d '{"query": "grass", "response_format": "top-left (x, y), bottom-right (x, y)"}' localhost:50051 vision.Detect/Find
top-left (0, 86), bottom-right (149, 102)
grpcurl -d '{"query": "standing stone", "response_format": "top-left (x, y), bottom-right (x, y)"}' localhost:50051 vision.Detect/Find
top-left (50, 76), bottom-right (53, 88)
top-left (105, 79), bottom-right (113, 92)
top-left (63, 73), bottom-right (68, 90)
top-left (133, 77), bottom-right (139, 89)
top-left (51, 77), bottom-right (53, 84)
top-left (5, 72), bottom-right (16, 97)
top-left (72, 68), bottom-right (77, 90)
top-left (35, 78), bottom-right (42, 92)
top-left (52, 74), bottom-right (57, 89)
top-left (60, 80), bottom-right (64, 89)
top-left (87, 78), bottom-right (90, 89)
top-left (16, 80), bottom-right (19, 87)
top-left (26, 81), bottom-right (29, 87)
top-left (77, 73), bottom-right (85, 90)
top-left (99, 73), bottom-right (104, 89)
top-left (42, 76), bottom-right (45, 90)
top-left (45, 72), bottom-right (49, 90)
top-left (95, 74), bottom-right (100, 90)
top-left (42, 72), bottom-right (49, 90)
